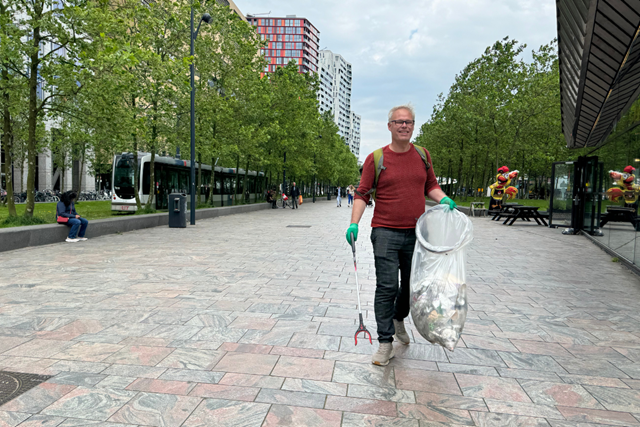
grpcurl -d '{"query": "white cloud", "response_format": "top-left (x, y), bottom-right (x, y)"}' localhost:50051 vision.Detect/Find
top-left (235, 0), bottom-right (558, 161)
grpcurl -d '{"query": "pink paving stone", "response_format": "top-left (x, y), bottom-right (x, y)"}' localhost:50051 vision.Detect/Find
top-left (455, 373), bottom-right (531, 403)
top-left (36, 319), bottom-right (105, 341)
top-left (324, 396), bottom-right (397, 417)
top-left (108, 392), bottom-right (202, 426)
top-left (415, 392), bottom-right (488, 411)
top-left (0, 337), bottom-right (33, 354)
top-left (126, 378), bottom-right (196, 395)
top-left (4, 339), bottom-right (72, 358)
top-left (103, 346), bottom-right (175, 366)
top-left (270, 346), bottom-right (325, 359)
top-left (562, 344), bottom-right (628, 359)
top-left (557, 406), bottom-right (640, 425)
top-left (213, 352), bottom-right (279, 375)
top-left (189, 383), bottom-right (260, 401)
top-left (228, 317), bottom-right (277, 330)
top-left (218, 373), bottom-right (285, 389)
top-left (182, 399), bottom-right (270, 427)
top-left (0, 357), bottom-right (57, 375)
top-left (510, 339), bottom-right (573, 357)
top-left (623, 379), bottom-right (640, 389)
top-left (395, 368), bottom-right (461, 395)
top-left (118, 337), bottom-right (175, 347)
top-left (262, 404), bottom-right (342, 427)
top-left (0, 383), bottom-right (76, 413)
top-left (218, 343), bottom-right (273, 354)
top-left (271, 356), bottom-right (334, 381)
top-left (519, 380), bottom-right (604, 409)
top-left (396, 403), bottom-right (474, 425)
top-left (0, 410), bottom-right (30, 426)
top-left (53, 342), bottom-right (124, 362)
top-left (559, 374), bottom-right (630, 388)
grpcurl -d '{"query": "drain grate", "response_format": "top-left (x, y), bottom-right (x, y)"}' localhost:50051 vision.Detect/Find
top-left (287, 225), bottom-right (311, 228)
top-left (0, 371), bottom-right (52, 406)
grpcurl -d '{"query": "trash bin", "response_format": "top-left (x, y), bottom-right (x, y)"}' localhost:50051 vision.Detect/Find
top-left (168, 193), bottom-right (187, 228)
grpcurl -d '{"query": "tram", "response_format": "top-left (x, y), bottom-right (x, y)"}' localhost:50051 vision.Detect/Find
top-left (111, 153), bottom-right (266, 212)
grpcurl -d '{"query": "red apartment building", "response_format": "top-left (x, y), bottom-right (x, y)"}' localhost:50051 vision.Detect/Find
top-left (247, 15), bottom-right (320, 74)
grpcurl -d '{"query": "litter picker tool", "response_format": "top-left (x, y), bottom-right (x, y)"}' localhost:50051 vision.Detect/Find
top-left (349, 232), bottom-right (372, 345)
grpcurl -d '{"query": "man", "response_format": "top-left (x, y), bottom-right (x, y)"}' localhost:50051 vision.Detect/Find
top-left (290, 182), bottom-right (300, 209)
top-left (346, 105), bottom-right (456, 366)
top-left (336, 186), bottom-right (342, 207)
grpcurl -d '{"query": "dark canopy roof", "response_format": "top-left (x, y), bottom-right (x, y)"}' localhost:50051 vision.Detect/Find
top-left (557, 0), bottom-right (640, 148)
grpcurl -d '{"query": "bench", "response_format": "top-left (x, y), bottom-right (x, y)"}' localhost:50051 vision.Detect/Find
top-left (470, 202), bottom-right (487, 217)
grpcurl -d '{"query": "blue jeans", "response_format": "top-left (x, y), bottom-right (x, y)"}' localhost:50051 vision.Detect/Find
top-left (371, 227), bottom-right (416, 343)
top-left (67, 218), bottom-right (88, 238)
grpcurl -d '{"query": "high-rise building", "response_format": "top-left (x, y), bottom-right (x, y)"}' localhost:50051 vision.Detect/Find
top-left (317, 63), bottom-right (333, 115)
top-left (349, 112), bottom-right (361, 158)
top-left (319, 50), bottom-right (361, 157)
top-left (246, 15), bottom-right (319, 74)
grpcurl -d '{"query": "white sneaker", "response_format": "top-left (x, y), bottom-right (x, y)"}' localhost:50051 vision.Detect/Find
top-left (77, 237), bottom-right (88, 241)
top-left (66, 238), bottom-right (79, 243)
top-left (393, 319), bottom-right (411, 345)
top-left (372, 342), bottom-right (395, 366)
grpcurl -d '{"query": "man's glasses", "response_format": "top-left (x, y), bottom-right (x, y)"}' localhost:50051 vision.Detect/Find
top-left (390, 120), bottom-right (415, 126)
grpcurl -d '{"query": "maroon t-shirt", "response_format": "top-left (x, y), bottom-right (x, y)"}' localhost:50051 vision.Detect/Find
top-left (356, 144), bottom-right (441, 229)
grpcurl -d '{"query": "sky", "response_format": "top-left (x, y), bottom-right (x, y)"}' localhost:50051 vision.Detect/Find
top-left (235, 0), bottom-right (558, 161)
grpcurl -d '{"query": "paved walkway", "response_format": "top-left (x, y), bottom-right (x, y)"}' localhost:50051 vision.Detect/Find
top-left (1, 201), bottom-right (640, 427)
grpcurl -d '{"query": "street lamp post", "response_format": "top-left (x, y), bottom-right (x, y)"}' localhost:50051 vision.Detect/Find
top-left (190, 8), bottom-right (212, 225)
top-left (282, 151), bottom-right (286, 198)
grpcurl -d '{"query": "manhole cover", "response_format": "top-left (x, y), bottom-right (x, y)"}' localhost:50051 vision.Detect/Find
top-left (0, 371), bottom-right (52, 406)
top-left (287, 225), bottom-right (311, 228)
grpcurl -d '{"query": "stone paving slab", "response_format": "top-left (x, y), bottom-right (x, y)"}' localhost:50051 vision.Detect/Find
top-left (1, 201), bottom-right (640, 426)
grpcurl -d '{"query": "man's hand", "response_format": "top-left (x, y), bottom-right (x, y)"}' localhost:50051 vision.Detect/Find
top-left (346, 223), bottom-right (358, 244)
top-left (75, 215), bottom-right (80, 219)
top-left (439, 196), bottom-right (457, 210)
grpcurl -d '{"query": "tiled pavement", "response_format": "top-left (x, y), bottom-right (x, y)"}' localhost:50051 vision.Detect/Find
top-left (1, 200), bottom-right (640, 427)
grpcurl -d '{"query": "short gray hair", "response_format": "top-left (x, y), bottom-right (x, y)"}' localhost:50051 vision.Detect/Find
top-left (388, 104), bottom-right (415, 122)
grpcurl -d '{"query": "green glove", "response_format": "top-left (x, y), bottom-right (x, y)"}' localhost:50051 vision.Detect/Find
top-left (440, 196), bottom-right (457, 210)
top-left (346, 223), bottom-right (358, 244)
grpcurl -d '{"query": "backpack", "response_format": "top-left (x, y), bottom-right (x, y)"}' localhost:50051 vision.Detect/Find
top-left (361, 145), bottom-right (431, 201)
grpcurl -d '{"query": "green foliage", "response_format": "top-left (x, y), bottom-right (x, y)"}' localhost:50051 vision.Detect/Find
top-left (415, 38), bottom-right (567, 200)
top-left (0, 0), bottom-right (358, 216)
top-left (0, 215), bottom-right (46, 227)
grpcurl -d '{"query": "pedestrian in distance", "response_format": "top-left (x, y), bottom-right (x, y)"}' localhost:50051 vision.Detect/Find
top-left (290, 182), bottom-right (300, 209)
top-left (347, 185), bottom-right (355, 207)
top-left (336, 186), bottom-right (342, 207)
top-left (57, 191), bottom-right (89, 243)
top-left (345, 104), bottom-right (457, 366)
top-left (266, 189), bottom-right (277, 209)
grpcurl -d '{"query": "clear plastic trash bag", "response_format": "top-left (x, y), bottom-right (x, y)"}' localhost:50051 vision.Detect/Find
top-left (410, 204), bottom-right (473, 351)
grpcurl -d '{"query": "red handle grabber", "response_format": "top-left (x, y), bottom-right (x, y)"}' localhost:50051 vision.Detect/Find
top-left (354, 313), bottom-right (372, 345)
top-left (350, 232), bottom-right (373, 346)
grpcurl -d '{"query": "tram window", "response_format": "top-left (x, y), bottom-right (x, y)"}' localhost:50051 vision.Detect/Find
top-left (202, 170), bottom-right (211, 187)
top-left (168, 167), bottom-right (179, 192)
top-left (213, 174), bottom-right (221, 194)
top-left (142, 163), bottom-right (150, 195)
top-left (223, 175), bottom-right (233, 194)
top-left (179, 171), bottom-right (189, 192)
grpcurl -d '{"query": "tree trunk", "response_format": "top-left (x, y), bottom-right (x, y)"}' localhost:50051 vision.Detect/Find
top-left (60, 161), bottom-right (65, 192)
top-left (243, 157), bottom-right (250, 204)
top-left (24, 19), bottom-right (42, 218)
top-left (75, 147), bottom-right (85, 195)
top-left (131, 95), bottom-right (141, 210)
top-left (207, 156), bottom-right (215, 206)
top-left (2, 96), bottom-right (16, 216)
top-left (19, 157), bottom-right (23, 193)
top-left (145, 99), bottom-right (158, 210)
top-left (197, 153), bottom-right (202, 205)
top-left (234, 155), bottom-right (240, 205)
